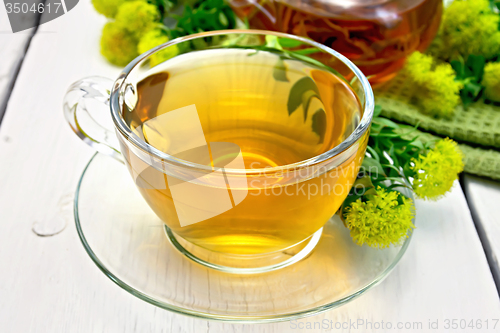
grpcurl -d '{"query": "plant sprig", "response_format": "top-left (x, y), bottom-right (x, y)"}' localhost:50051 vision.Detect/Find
top-left (340, 106), bottom-right (427, 208)
top-left (168, 0), bottom-right (236, 39)
top-left (451, 54), bottom-right (486, 107)
top-left (338, 109), bottom-right (464, 248)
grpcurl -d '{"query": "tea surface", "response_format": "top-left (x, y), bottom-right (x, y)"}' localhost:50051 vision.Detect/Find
top-left (122, 48), bottom-right (365, 254)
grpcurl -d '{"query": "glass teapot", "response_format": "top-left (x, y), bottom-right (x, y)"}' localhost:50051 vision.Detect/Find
top-left (230, 0), bottom-right (442, 85)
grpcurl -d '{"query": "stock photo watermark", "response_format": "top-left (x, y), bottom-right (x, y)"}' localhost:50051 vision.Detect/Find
top-left (3, 0), bottom-right (79, 33)
top-left (289, 318), bottom-right (500, 331)
top-left (125, 104), bottom-right (379, 227)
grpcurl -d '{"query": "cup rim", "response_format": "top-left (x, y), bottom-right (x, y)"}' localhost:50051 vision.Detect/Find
top-left (110, 29), bottom-right (374, 175)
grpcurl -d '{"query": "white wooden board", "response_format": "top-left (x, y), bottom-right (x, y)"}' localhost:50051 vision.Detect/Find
top-left (0, 2), bottom-right (499, 332)
top-left (0, 8), bottom-right (36, 120)
top-left (463, 175), bottom-right (500, 288)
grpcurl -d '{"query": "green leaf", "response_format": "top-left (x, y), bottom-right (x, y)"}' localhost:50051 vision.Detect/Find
top-left (369, 123), bottom-right (383, 136)
top-left (370, 132), bottom-right (404, 138)
top-left (382, 163), bottom-right (404, 177)
top-left (403, 160), bottom-right (415, 177)
top-left (466, 55), bottom-right (485, 81)
top-left (386, 183), bottom-right (411, 192)
top-left (287, 77), bottom-right (320, 115)
top-left (461, 81), bottom-right (483, 107)
top-left (277, 37), bottom-right (303, 48)
top-left (491, 0), bottom-right (500, 10)
top-left (170, 0), bottom-right (236, 37)
top-left (373, 105), bottom-right (382, 117)
top-left (218, 11), bottom-right (228, 27)
top-left (364, 187), bottom-right (378, 196)
top-left (341, 194), bottom-right (363, 211)
top-left (192, 38), bottom-right (207, 49)
top-left (311, 109), bottom-right (327, 144)
top-left (352, 175), bottom-right (376, 190)
top-left (372, 117), bottom-right (399, 129)
top-left (341, 175), bottom-right (378, 211)
top-left (450, 59), bottom-right (465, 78)
top-left (365, 145), bottom-right (380, 161)
top-left (451, 55), bottom-right (486, 106)
top-left (273, 58), bottom-right (289, 82)
top-left (265, 35), bottom-right (282, 50)
top-left (301, 90), bottom-right (320, 120)
top-left (282, 51), bottom-right (349, 84)
top-left (465, 81), bottom-right (483, 96)
top-left (362, 157), bottom-right (387, 177)
top-left (292, 48), bottom-right (321, 55)
top-left (408, 139), bottom-right (425, 151)
top-left (384, 177), bottom-right (410, 185)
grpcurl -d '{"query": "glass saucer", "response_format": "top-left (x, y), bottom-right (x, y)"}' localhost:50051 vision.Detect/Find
top-left (75, 153), bottom-right (413, 323)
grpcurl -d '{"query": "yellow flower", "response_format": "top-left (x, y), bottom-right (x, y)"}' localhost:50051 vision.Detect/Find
top-left (100, 22), bottom-right (138, 66)
top-left (482, 62), bottom-right (500, 102)
top-left (405, 52), bottom-right (462, 118)
top-left (405, 52), bottom-right (434, 84)
top-left (138, 29), bottom-right (179, 67)
top-left (440, 0), bottom-right (500, 59)
top-left (115, 1), bottom-right (160, 37)
top-left (411, 138), bottom-right (464, 200)
top-left (344, 187), bottom-right (415, 249)
top-left (92, 0), bottom-right (133, 18)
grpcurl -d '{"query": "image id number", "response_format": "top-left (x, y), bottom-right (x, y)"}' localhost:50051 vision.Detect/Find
top-left (444, 319), bottom-right (499, 330)
top-left (5, 2), bottom-right (62, 14)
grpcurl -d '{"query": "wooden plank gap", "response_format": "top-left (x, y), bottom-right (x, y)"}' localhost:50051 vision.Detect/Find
top-left (461, 175), bottom-right (500, 297)
top-left (0, 1), bottom-right (47, 125)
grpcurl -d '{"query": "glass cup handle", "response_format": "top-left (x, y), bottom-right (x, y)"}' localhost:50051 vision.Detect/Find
top-left (63, 76), bottom-right (124, 162)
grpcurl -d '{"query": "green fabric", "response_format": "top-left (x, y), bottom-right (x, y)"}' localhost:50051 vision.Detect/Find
top-left (397, 126), bottom-right (500, 180)
top-left (375, 73), bottom-right (500, 148)
top-left (459, 145), bottom-right (500, 180)
top-left (375, 72), bottom-right (500, 180)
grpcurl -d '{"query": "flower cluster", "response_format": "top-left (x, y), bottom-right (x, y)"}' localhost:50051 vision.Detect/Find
top-left (115, 1), bottom-right (160, 37)
top-left (340, 108), bottom-right (464, 248)
top-left (92, 0), bottom-right (129, 18)
top-left (482, 62), bottom-right (500, 102)
top-left (100, 21), bottom-right (140, 66)
top-left (137, 29), bottom-right (179, 67)
top-left (411, 0), bottom-right (500, 110)
top-left (94, 0), bottom-right (235, 66)
top-left (94, 0), bottom-right (175, 66)
top-left (411, 138), bottom-right (464, 200)
top-left (405, 52), bottom-right (462, 118)
top-left (439, 0), bottom-right (500, 60)
top-left (343, 187), bottom-right (415, 249)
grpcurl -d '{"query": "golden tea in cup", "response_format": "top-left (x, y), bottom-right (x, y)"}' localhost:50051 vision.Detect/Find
top-left (123, 47), bottom-right (366, 254)
top-left (64, 30), bottom-right (374, 272)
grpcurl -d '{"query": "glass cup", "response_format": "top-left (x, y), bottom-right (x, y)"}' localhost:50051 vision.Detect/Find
top-left (63, 30), bottom-right (374, 273)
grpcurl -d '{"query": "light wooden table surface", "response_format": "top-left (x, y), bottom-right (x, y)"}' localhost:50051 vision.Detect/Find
top-left (1, 3), bottom-right (500, 332)
top-left (463, 175), bottom-right (500, 290)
